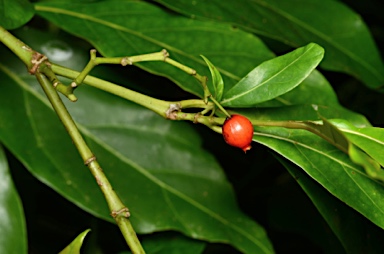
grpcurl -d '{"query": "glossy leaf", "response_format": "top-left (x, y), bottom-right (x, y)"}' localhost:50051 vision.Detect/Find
top-left (280, 158), bottom-right (384, 254)
top-left (303, 118), bottom-right (384, 181)
top-left (252, 125), bottom-right (384, 231)
top-left (33, 0), bottom-right (338, 108)
top-left (130, 232), bottom-right (205, 254)
top-left (267, 165), bottom-right (345, 253)
top-left (34, 0), bottom-right (275, 98)
top-left (0, 38), bottom-right (273, 254)
top-left (0, 0), bottom-right (34, 29)
top-left (0, 145), bottom-right (27, 254)
top-left (221, 43), bottom-right (324, 107)
top-left (154, 0), bottom-right (384, 89)
top-left (335, 120), bottom-right (384, 168)
top-left (321, 119), bottom-right (384, 181)
top-left (59, 229), bottom-right (91, 254)
top-left (201, 55), bottom-right (224, 101)
top-left (255, 69), bottom-right (340, 107)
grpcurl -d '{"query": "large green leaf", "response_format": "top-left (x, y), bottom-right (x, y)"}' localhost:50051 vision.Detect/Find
top-left (33, 0), bottom-right (341, 109)
top-left (0, 42), bottom-right (273, 254)
top-left (0, 145), bottom-right (27, 254)
top-left (0, 0), bottom-right (34, 29)
top-left (221, 43), bottom-right (324, 107)
top-left (255, 69), bottom-right (340, 108)
top-left (34, 0), bottom-right (275, 98)
top-left (154, 0), bottom-right (384, 89)
top-left (252, 126), bottom-right (384, 231)
top-left (266, 166), bottom-right (345, 253)
top-left (122, 232), bottom-right (206, 254)
top-left (280, 158), bottom-right (384, 254)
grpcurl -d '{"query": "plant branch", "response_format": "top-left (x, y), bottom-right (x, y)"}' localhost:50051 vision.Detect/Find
top-left (71, 49), bottom-right (169, 88)
top-left (66, 48), bottom-right (211, 103)
top-left (35, 71), bottom-right (145, 254)
top-left (0, 26), bottom-right (33, 69)
top-left (251, 119), bottom-right (349, 154)
top-left (52, 63), bottom-right (348, 153)
top-left (51, 64), bottom-right (173, 116)
top-left (209, 96), bottom-right (231, 118)
top-left (51, 64), bottom-right (218, 119)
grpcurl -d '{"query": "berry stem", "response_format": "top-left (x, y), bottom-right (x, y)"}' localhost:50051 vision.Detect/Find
top-left (209, 96), bottom-right (231, 118)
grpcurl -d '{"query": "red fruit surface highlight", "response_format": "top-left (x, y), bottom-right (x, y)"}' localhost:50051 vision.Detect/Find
top-left (222, 114), bottom-right (254, 152)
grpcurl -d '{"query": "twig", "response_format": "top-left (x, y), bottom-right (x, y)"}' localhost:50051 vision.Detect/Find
top-left (35, 71), bottom-right (145, 254)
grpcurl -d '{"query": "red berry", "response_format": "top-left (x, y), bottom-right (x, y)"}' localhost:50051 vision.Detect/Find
top-left (222, 114), bottom-right (253, 152)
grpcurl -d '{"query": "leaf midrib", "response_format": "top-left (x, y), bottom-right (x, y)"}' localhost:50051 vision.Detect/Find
top-left (250, 0), bottom-right (383, 82)
top-left (156, 0), bottom-right (383, 83)
top-left (341, 128), bottom-right (384, 146)
top-left (253, 131), bottom-right (384, 218)
top-left (80, 126), bottom-right (272, 253)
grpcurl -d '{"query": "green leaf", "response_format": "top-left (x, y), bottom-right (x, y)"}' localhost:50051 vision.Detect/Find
top-left (267, 164), bottom-right (345, 253)
top-left (0, 0), bottom-right (34, 29)
top-left (334, 120), bottom-right (384, 168)
top-left (34, 0), bottom-right (275, 98)
top-left (221, 43), bottom-right (324, 107)
top-left (200, 55), bottom-right (224, 101)
top-left (0, 145), bottom-right (27, 254)
top-left (300, 118), bottom-right (384, 181)
top-left (154, 0), bottom-right (384, 89)
top-left (0, 32), bottom-right (273, 254)
top-left (137, 232), bottom-right (205, 254)
top-left (252, 125), bottom-right (384, 231)
top-left (280, 158), bottom-right (384, 254)
top-left (59, 229), bottom-right (91, 254)
top-left (255, 69), bottom-right (347, 109)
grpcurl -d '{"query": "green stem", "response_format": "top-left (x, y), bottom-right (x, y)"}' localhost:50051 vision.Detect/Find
top-left (173, 111), bottom-right (224, 132)
top-left (68, 47), bottom-right (210, 102)
top-left (173, 110), bottom-right (348, 154)
top-left (52, 64), bottom-right (219, 119)
top-left (251, 119), bottom-right (348, 154)
top-left (164, 57), bottom-right (209, 102)
top-left (209, 96), bottom-right (231, 118)
top-left (179, 99), bottom-right (214, 109)
top-left (0, 26), bottom-right (33, 69)
top-left (40, 65), bottom-right (77, 101)
top-left (35, 72), bottom-right (145, 254)
top-left (72, 49), bottom-right (168, 87)
top-left (52, 63), bottom-right (349, 154)
top-left (52, 64), bottom-right (171, 116)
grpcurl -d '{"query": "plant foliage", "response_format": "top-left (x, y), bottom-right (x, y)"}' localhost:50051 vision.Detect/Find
top-left (1, 0), bottom-right (384, 253)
